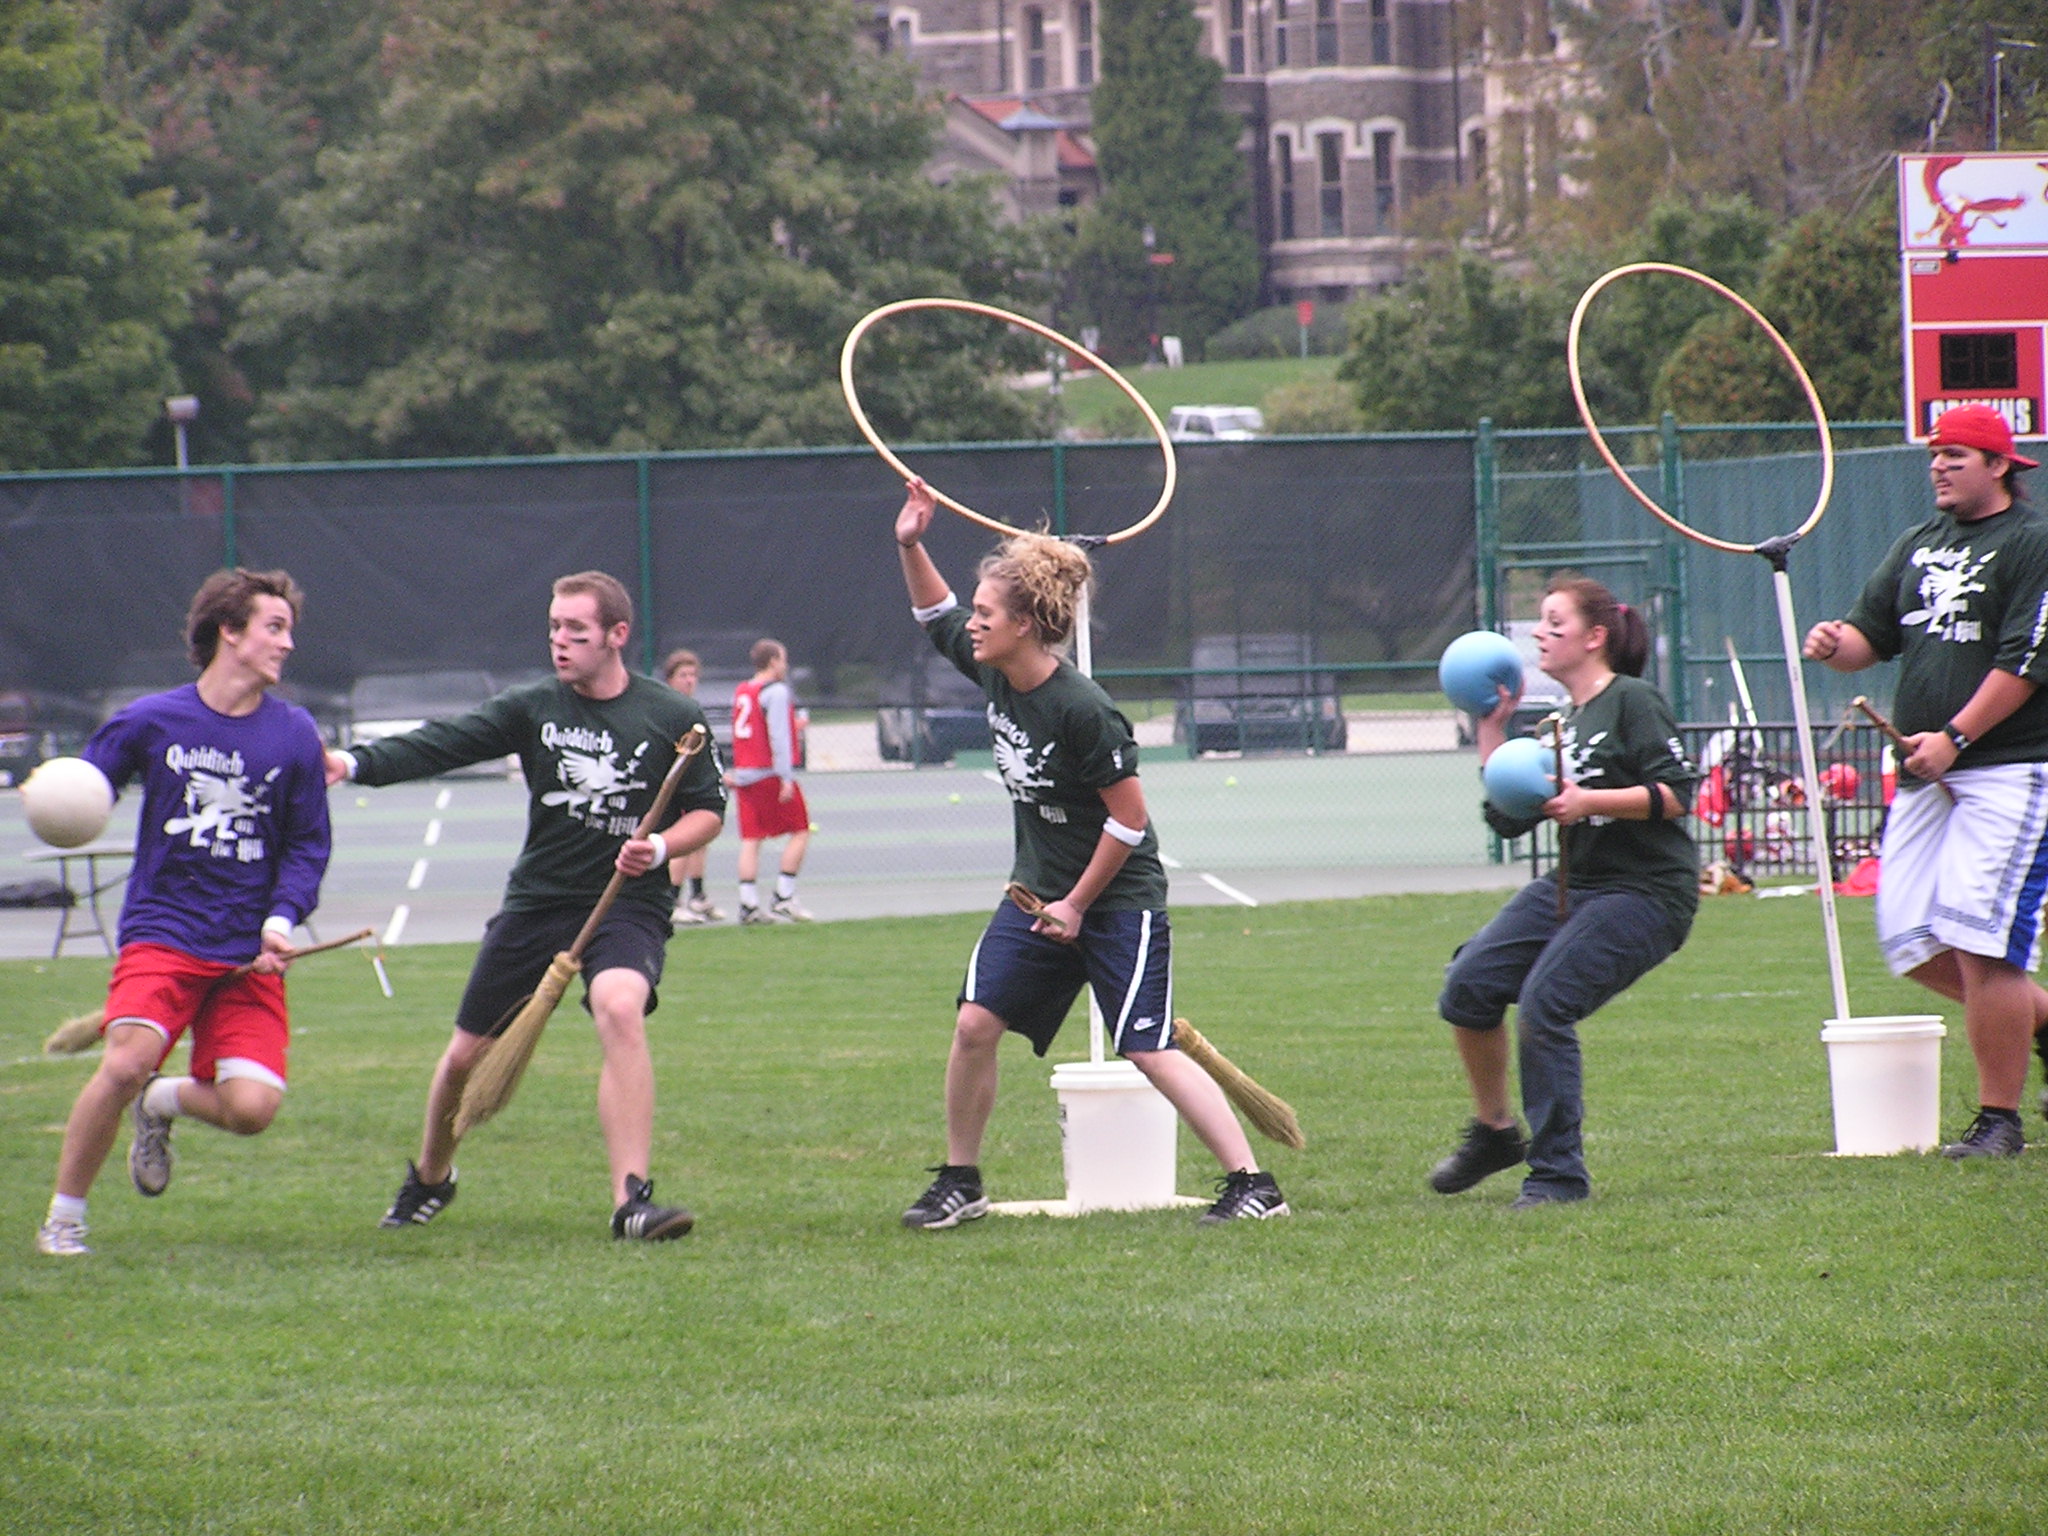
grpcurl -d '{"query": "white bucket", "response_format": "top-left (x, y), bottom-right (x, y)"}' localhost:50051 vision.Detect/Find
top-left (1819, 1014), bottom-right (1946, 1155)
top-left (1049, 1060), bottom-right (1180, 1210)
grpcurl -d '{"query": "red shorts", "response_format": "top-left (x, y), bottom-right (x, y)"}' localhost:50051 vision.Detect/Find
top-left (104, 943), bottom-right (291, 1089)
top-left (736, 778), bottom-right (810, 840)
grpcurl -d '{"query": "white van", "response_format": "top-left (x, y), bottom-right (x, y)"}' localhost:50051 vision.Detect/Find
top-left (1166, 405), bottom-right (1265, 442)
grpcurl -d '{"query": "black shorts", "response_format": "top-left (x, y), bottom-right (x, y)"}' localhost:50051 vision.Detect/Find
top-left (959, 901), bottom-right (1173, 1057)
top-left (454, 903), bottom-right (671, 1037)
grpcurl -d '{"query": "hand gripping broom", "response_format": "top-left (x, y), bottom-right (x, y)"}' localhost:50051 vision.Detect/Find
top-left (1003, 881), bottom-right (1305, 1149)
top-left (41, 927), bottom-right (377, 1055)
top-left (453, 726), bottom-right (707, 1137)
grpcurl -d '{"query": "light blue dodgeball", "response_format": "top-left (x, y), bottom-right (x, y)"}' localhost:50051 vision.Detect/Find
top-left (1438, 630), bottom-right (1524, 716)
top-left (1483, 735), bottom-right (1557, 819)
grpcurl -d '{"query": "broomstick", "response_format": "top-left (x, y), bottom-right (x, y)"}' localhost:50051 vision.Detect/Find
top-left (1003, 882), bottom-right (1305, 1149)
top-left (41, 927), bottom-right (377, 1055)
top-left (453, 725), bottom-right (708, 1137)
top-left (1853, 696), bottom-right (1956, 805)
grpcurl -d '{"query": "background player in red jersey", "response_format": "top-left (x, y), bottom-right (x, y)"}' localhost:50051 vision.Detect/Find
top-left (729, 638), bottom-right (813, 923)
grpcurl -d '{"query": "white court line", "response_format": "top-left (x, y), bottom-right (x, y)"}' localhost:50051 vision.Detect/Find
top-left (1199, 872), bottom-right (1259, 908)
top-left (435, 788), bottom-right (452, 810)
top-left (406, 859), bottom-right (428, 891)
top-left (981, 770), bottom-right (1003, 786)
top-left (383, 905), bottom-right (410, 946)
top-left (1159, 852), bottom-right (1184, 869)
top-left (423, 819), bottom-right (442, 846)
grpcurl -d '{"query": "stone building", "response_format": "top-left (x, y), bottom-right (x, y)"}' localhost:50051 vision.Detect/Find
top-left (874, 1), bottom-right (1577, 304)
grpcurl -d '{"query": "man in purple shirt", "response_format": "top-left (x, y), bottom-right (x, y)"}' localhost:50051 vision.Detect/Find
top-left (37, 568), bottom-right (332, 1257)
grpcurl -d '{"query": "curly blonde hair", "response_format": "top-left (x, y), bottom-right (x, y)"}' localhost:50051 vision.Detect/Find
top-left (977, 533), bottom-right (1093, 648)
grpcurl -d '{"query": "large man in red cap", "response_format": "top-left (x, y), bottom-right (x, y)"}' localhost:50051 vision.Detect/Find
top-left (1805, 404), bottom-right (2048, 1157)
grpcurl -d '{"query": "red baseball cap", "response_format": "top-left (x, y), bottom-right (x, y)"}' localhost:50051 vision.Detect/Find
top-left (1929, 404), bottom-right (2040, 470)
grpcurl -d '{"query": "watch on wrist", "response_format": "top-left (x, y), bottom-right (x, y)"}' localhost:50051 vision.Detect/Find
top-left (1943, 723), bottom-right (1972, 753)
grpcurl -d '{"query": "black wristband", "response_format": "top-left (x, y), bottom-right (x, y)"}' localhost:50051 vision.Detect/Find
top-left (1646, 784), bottom-right (1664, 821)
top-left (1943, 722), bottom-right (1972, 753)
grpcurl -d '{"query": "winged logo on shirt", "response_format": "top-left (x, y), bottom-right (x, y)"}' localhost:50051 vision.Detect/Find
top-left (541, 740), bottom-right (651, 828)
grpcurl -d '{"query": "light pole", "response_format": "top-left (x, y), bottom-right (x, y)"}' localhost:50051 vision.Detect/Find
top-left (164, 395), bottom-right (199, 470)
top-left (1141, 224), bottom-right (1158, 363)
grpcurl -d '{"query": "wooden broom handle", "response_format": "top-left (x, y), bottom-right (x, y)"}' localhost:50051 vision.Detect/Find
top-left (1853, 696), bottom-right (1955, 804)
top-left (229, 926), bottom-right (376, 978)
top-left (564, 725), bottom-right (709, 962)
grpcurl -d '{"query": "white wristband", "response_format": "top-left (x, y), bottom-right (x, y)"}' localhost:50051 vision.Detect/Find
top-left (335, 749), bottom-right (359, 781)
top-left (645, 831), bottom-right (669, 866)
top-left (911, 592), bottom-right (959, 624)
top-left (262, 915), bottom-right (294, 939)
top-left (1103, 816), bottom-right (1146, 847)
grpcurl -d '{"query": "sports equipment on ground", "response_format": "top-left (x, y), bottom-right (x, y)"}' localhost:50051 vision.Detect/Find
top-left (1482, 736), bottom-right (1558, 820)
top-left (769, 896), bottom-right (814, 922)
top-left (1171, 1018), bottom-right (1306, 1150)
top-left (1569, 260), bottom-right (1851, 1026)
top-left (611, 1174), bottom-right (695, 1240)
top-left (20, 756), bottom-right (114, 849)
top-left (129, 1080), bottom-right (174, 1197)
top-left (1940, 1110), bottom-right (2025, 1159)
top-left (841, 297), bottom-right (1176, 544)
top-left (1437, 630), bottom-right (1524, 716)
top-left (453, 726), bottom-right (708, 1138)
top-left (1428, 1118), bottom-right (1528, 1194)
top-left (36, 1217), bottom-right (90, 1256)
top-left (902, 1165), bottom-right (989, 1229)
top-left (1199, 1169), bottom-right (1290, 1222)
top-left (380, 1162), bottom-right (457, 1227)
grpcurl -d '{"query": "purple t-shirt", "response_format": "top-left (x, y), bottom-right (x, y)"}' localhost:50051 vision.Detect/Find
top-left (84, 684), bottom-right (332, 963)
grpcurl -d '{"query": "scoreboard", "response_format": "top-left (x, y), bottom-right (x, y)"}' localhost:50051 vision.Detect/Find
top-left (1899, 152), bottom-right (2048, 446)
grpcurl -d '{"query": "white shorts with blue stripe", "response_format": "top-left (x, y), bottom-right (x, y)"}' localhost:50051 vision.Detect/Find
top-left (1877, 763), bottom-right (2048, 975)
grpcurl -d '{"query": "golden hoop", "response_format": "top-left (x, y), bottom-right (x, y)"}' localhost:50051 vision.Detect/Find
top-left (1566, 262), bottom-right (1834, 556)
top-left (839, 297), bottom-right (1177, 544)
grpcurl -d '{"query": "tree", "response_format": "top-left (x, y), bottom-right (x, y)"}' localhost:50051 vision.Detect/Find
top-left (1657, 197), bottom-right (1901, 423)
top-left (232, 0), bottom-right (1047, 460)
top-left (1070, 0), bottom-right (1259, 360)
top-left (0, 0), bottom-right (199, 470)
top-left (94, 0), bottom-right (397, 464)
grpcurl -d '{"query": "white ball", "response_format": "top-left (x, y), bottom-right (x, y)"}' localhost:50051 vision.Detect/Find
top-left (21, 757), bottom-right (114, 849)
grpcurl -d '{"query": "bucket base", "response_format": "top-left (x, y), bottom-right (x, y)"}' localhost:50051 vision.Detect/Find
top-left (990, 1196), bottom-right (1208, 1218)
top-left (1821, 1014), bottom-right (1946, 1157)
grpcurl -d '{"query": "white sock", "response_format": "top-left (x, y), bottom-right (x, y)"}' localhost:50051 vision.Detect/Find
top-left (776, 873), bottom-right (798, 901)
top-left (739, 881), bottom-right (760, 909)
top-left (48, 1193), bottom-right (87, 1225)
top-left (142, 1075), bottom-right (190, 1119)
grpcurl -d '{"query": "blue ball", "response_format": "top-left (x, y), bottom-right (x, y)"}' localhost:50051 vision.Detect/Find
top-left (1438, 630), bottom-right (1524, 716)
top-left (1483, 735), bottom-right (1558, 819)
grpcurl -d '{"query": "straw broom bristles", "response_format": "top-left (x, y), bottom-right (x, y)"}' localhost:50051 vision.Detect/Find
top-left (41, 927), bottom-right (377, 1055)
top-left (453, 726), bottom-right (708, 1138)
top-left (1172, 1017), bottom-right (1306, 1150)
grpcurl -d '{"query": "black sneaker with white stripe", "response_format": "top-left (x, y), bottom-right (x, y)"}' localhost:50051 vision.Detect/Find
top-left (379, 1162), bottom-right (457, 1227)
top-left (901, 1165), bottom-right (989, 1229)
top-left (1200, 1169), bottom-right (1290, 1223)
top-left (612, 1174), bottom-right (695, 1241)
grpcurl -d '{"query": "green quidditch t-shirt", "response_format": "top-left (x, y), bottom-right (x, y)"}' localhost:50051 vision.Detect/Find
top-left (350, 676), bottom-right (726, 914)
top-left (1844, 502), bottom-right (2048, 779)
top-left (927, 605), bottom-right (1169, 911)
top-left (1486, 674), bottom-right (1700, 928)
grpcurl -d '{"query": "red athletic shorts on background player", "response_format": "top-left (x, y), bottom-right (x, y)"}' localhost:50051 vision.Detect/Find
top-left (736, 777), bottom-right (810, 840)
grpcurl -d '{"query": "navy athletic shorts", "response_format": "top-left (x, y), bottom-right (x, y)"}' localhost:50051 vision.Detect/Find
top-left (958, 900), bottom-right (1173, 1057)
top-left (454, 902), bottom-right (671, 1037)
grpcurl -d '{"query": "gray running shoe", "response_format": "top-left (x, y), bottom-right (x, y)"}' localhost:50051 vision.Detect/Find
top-left (129, 1081), bottom-right (175, 1197)
top-left (1940, 1111), bottom-right (2025, 1159)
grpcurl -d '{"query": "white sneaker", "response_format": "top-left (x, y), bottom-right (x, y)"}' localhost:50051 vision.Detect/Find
top-left (685, 895), bottom-right (726, 922)
top-left (770, 897), bottom-right (814, 922)
top-left (671, 904), bottom-right (707, 926)
top-left (130, 1084), bottom-right (175, 1197)
top-left (738, 904), bottom-right (785, 926)
top-left (36, 1217), bottom-right (90, 1256)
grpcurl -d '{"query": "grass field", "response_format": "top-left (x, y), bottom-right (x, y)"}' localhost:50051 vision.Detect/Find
top-left (4, 894), bottom-right (2041, 1535)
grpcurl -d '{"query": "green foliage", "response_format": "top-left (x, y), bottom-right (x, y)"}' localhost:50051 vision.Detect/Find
top-left (3, 898), bottom-right (2041, 1533)
top-left (1204, 303), bottom-right (1350, 360)
top-left (1659, 198), bottom-right (1903, 423)
top-left (231, 0), bottom-right (1046, 460)
top-left (1259, 376), bottom-right (1366, 434)
top-left (96, 0), bottom-right (398, 464)
top-left (1070, 0), bottom-right (1259, 361)
top-left (0, 0), bottom-right (199, 470)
